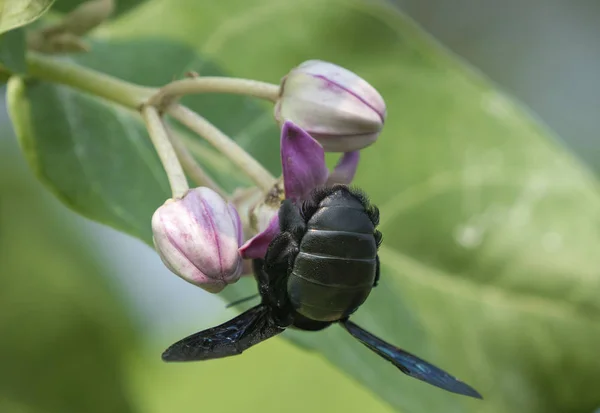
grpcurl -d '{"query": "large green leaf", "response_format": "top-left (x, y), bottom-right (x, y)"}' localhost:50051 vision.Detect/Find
top-left (8, 0), bottom-right (600, 412)
top-left (0, 0), bottom-right (54, 34)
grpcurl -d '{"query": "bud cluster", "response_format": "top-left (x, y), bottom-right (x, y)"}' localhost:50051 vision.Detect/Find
top-left (151, 61), bottom-right (386, 293)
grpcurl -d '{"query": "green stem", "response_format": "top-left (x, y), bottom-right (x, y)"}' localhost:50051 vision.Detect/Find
top-left (168, 104), bottom-right (276, 192)
top-left (164, 122), bottom-right (228, 198)
top-left (149, 77), bottom-right (280, 108)
top-left (141, 105), bottom-right (189, 198)
top-left (26, 52), bottom-right (153, 109)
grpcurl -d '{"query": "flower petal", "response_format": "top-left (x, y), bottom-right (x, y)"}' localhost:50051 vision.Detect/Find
top-left (281, 121), bottom-right (328, 201)
top-left (326, 151), bottom-right (360, 185)
top-left (239, 215), bottom-right (280, 259)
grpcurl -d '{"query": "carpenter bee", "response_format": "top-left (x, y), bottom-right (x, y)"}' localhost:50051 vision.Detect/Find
top-left (163, 185), bottom-right (482, 399)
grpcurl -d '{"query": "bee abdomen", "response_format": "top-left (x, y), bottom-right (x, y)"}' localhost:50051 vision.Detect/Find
top-left (287, 273), bottom-right (373, 322)
top-left (300, 229), bottom-right (377, 259)
top-left (288, 246), bottom-right (377, 322)
top-left (287, 188), bottom-right (379, 323)
top-left (293, 251), bottom-right (376, 287)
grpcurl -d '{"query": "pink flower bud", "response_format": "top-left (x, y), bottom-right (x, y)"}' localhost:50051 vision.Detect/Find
top-left (274, 60), bottom-right (386, 152)
top-left (152, 187), bottom-right (243, 293)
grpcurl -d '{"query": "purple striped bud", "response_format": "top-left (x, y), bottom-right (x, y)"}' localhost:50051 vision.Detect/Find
top-left (152, 187), bottom-right (243, 293)
top-left (274, 60), bottom-right (386, 152)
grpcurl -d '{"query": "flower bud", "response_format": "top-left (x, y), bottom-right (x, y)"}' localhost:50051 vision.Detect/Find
top-left (274, 60), bottom-right (386, 152)
top-left (152, 187), bottom-right (243, 293)
top-left (238, 178), bottom-right (284, 260)
top-left (248, 177), bottom-right (284, 233)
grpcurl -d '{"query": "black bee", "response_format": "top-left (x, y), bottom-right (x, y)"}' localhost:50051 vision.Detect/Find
top-left (162, 185), bottom-right (482, 399)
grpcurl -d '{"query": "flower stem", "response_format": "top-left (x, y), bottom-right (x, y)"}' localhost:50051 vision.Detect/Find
top-left (141, 105), bottom-right (189, 198)
top-left (168, 104), bottom-right (276, 192)
top-left (26, 52), bottom-right (153, 109)
top-left (149, 77), bottom-right (280, 109)
top-left (164, 122), bottom-right (228, 198)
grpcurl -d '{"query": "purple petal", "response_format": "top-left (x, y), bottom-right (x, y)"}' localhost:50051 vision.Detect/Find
top-left (239, 215), bottom-right (280, 259)
top-left (281, 121), bottom-right (328, 201)
top-left (326, 151), bottom-right (360, 185)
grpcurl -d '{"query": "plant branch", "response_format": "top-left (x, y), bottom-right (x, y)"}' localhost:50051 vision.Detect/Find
top-left (10, 53), bottom-right (278, 194)
top-left (148, 77), bottom-right (280, 109)
top-left (168, 104), bottom-right (276, 192)
top-left (25, 52), bottom-right (153, 108)
top-left (164, 122), bottom-right (228, 198)
top-left (141, 105), bottom-right (189, 198)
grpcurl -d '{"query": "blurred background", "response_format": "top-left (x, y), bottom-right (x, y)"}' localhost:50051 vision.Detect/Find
top-left (1, 0), bottom-right (598, 412)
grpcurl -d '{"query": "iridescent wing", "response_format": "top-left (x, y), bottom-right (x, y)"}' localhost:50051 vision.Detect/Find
top-left (340, 319), bottom-right (482, 399)
top-left (162, 305), bottom-right (284, 362)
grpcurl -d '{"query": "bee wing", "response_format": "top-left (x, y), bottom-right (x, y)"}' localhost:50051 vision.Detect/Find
top-left (163, 305), bottom-right (284, 362)
top-left (340, 319), bottom-right (482, 399)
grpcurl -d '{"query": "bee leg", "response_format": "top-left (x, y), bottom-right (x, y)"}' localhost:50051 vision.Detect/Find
top-left (252, 257), bottom-right (293, 327)
top-left (278, 199), bottom-right (306, 241)
top-left (252, 259), bottom-right (269, 294)
top-left (255, 232), bottom-right (300, 327)
top-left (264, 231), bottom-right (299, 275)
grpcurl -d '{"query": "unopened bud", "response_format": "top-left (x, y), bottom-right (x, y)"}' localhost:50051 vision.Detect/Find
top-left (274, 60), bottom-right (386, 152)
top-left (248, 177), bottom-right (284, 234)
top-left (152, 187), bottom-right (243, 293)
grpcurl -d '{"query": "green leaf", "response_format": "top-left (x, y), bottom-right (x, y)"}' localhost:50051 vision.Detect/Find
top-left (0, 0), bottom-right (54, 34)
top-left (104, 0), bottom-right (600, 412)
top-left (0, 109), bottom-right (137, 413)
top-left (8, 76), bottom-right (170, 242)
top-left (0, 28), bottom-right (26, 73)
